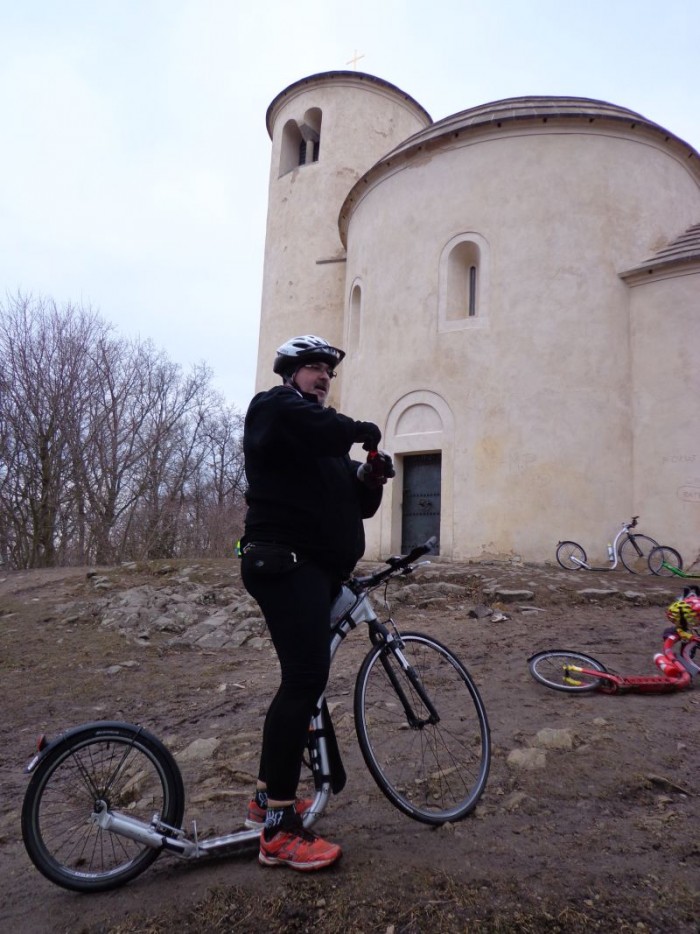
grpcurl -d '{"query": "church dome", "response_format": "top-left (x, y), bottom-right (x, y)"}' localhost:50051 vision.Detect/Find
top-left (339, 95), bottom-right (700, 243)
top-left (378, 94), bottom-right (697, 160)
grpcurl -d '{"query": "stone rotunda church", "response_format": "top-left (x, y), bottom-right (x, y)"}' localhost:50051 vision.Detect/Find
top-left (253, 71), bottom-right (700, 565)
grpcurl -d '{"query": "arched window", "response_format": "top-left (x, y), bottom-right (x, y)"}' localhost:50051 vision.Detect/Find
top-left (280, 119), bottom-right (304, 176)
top-left (447, 241), bottom-right (479, 319)
top-left (279, 109), bottom-right (323, 176)
top-left (302, 107), bottom-right (322, 164)
top-left (438, 232), bottom-right (490, 331)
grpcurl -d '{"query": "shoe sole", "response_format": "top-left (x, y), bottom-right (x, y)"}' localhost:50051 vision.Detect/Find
top-left (258, 851), bottom-right (341, 871)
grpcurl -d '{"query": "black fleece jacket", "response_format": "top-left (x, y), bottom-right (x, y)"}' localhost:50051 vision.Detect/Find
top-left (242, 385), bottom-right (382, 575)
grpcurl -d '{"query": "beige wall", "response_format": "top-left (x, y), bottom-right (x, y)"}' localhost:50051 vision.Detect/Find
top-left (628, 269), bottom-right (700, 566)
top-left (339, 125), bottom-right (700, 562)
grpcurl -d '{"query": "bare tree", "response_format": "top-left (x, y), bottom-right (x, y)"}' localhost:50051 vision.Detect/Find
top-left (66, 337), bottom-right (158, 564)
top-left (0, 294), bottom-right (246, 569)
top-left (178, 404), bottom-right (246, 557)
top-left (0, 295), bottom-right (107, 566)
top-left (118, 356), bottom-right (212, 560)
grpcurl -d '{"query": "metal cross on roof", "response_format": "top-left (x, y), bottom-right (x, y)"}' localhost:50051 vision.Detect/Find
top-left (346, 50), bottom-right (365, 69)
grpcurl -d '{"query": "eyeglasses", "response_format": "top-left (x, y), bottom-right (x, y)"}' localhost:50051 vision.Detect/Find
top-left (301, 362), bottom-right (336, 379)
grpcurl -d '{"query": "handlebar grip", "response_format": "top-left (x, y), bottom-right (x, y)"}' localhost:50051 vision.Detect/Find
top-left (404, 537), bottom-right (437, 563)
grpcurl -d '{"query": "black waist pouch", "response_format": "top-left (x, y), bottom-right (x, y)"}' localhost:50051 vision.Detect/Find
top-left (241, 542), bottom-right (306, 575)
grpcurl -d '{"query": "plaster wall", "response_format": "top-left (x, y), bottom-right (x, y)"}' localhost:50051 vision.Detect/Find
top-left (629, 269), bottom-right (700, 564)
top-left (340, 128), bottom-right (700, 560)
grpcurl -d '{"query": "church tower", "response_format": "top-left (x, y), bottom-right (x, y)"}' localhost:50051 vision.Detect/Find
top-left (256, 71), bottom-right (430, 392)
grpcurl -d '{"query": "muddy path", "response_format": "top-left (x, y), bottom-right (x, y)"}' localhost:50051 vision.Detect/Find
top-left (0, 559), bottom-right (697, 932)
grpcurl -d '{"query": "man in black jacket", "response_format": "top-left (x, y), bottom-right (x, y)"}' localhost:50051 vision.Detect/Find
top-left (240, 335), bottom-right (394, 871)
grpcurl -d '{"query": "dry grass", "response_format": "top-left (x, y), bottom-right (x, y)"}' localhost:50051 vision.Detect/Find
top-left (105, 869), bottom-right (699, 933)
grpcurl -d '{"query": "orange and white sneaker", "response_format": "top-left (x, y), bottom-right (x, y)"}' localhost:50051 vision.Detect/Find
top-left (259, 827), bottom-right (341, 871)
top-left (244, 797), bottom-right (314, 830)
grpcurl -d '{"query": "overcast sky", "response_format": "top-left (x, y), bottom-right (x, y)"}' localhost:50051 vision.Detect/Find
top-left (1, 0), bottom-right (698, 410)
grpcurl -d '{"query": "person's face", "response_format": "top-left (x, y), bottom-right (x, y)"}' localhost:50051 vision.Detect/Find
top-left (293, 361), bottom-right (335, 405)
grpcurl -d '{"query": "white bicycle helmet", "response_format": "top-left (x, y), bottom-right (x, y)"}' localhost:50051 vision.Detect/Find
top-left (273, 335), bottom-right (345, 376)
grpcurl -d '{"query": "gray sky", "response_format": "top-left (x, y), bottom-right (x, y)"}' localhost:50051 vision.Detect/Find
top-left (1, 0), bottom-right (698, 410)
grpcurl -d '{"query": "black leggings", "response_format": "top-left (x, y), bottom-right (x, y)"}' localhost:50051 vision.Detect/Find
top-left (241, 560), bottom-right (339, 801)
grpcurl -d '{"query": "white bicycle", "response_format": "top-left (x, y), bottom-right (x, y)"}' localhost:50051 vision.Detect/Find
top-left (556, 516), bottom-right (658, 573)
top-left (21, 538), bottom-right (491, 892)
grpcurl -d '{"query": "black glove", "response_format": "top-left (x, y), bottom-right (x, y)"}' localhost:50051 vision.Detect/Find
top-left (357, 450), bottom-right (395, 487)
top-left (354, 421), bottom-right (381, 452)
top-left (374, 451), bottom-right (395, 479)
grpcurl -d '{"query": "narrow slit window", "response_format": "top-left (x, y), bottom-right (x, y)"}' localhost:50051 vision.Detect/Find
top-left (446, 241), bottom-right (480, 320)
top-left (469, 265), bottom-right (477, 316)
top-left (349, 282), bottom-right (362, 351)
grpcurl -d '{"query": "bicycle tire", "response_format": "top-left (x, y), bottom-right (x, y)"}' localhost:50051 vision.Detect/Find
top-left (354, 632), bottom-right (490, 825)
top-left (528, 650), bottom-right (608, 692)
top-left (618, 533), bottom-right (658, 574)
top-left (680, 639), bottom-right (700, 676)
top-left (21, 721), bottom-right (185, 893)
top-left (648, 545), bottom-right (684, 576)
top-left (556, 541), bottom-right (587, 570)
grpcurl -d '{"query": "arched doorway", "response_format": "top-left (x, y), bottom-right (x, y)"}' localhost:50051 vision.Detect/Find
top-left (383, 391), bottom-right (454, 558)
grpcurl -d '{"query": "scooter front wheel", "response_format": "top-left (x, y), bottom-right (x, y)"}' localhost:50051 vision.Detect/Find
top-left (528, 650), bottom-right (608, 693)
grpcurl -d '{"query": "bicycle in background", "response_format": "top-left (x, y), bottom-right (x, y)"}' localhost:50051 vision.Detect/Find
top-left (648, 545), bottom-right (700, 579)
top-left (528, 587), bottom-right (700, 695)
top-left (21, 538), bottom-right (491, 893)
top-left (556, 516), bottom-right (658, 573)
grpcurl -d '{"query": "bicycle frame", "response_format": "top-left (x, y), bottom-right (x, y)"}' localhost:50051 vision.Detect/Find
top-left (607, 521), bottom-right (635, 570)
top-left (588, 519), bottom-right (635, 570)
top-left (657, 563), bottom-right (700, 580)
top-left (24, 545), bottom-right (437, 864)
top-left (560, 660), bottom-right (691, 695)
top-left (558, 516), bottom-right (652, 571)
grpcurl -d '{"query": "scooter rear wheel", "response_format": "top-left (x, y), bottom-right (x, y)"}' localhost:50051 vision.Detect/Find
top-left (21, 721), bottom-right (185, 892)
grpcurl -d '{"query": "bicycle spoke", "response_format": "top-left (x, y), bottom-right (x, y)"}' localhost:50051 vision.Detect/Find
top-left (648, 545), bottom-right (683, 576)
top-left (619, 534), bottom-right (657, 573)
top-left (355, 634), bottom-right (489, 824)
top-left (22, 724), bottom-right (184, 892)
top-left (529, 650), bottom-right (607, 692)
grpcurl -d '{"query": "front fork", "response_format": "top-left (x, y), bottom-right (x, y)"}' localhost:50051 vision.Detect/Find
top-left (368, 620), bottom-right (440, 726)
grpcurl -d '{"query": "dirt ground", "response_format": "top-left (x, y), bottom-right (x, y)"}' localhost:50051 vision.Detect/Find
top-left (0, 557), bottom-right (698, 934)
